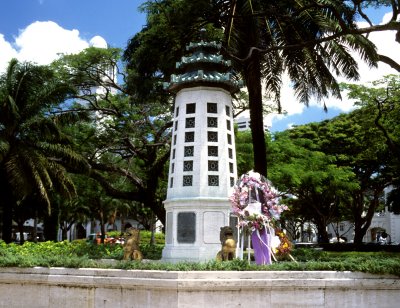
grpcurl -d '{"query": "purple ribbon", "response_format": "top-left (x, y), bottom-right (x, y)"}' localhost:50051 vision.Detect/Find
top-left (251, 228), bottom-right (271, 265)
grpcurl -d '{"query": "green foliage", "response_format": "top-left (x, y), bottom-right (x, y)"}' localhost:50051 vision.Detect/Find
top-left (70, 240), bottom-right (124, 259)
top-left (106, 230), bottom-right (166, 246)
top-left (0, 60), bottom-right (89, 204)
top-left (139, 230), bottom-right (165, 245)
top-left (106, 230), bottom-right (123, 238)
top-left (235, 130), bottom-right (254, 176)
top-left (139, 244), bottom-right (163, 260)
top-left (53, 46), bottom-right (173, 227)
top-left (0, 59), bottom-right (90, 243)
top-left (341, 75), bottom-right (400, 217)
top-left (0, 240), bottom-right (164, 266)
top-left (0, 241), bottom-right (399, 275)
top-left (268, 128), bottom-right (359, 241)
top-left (290, 248), bottom-right (328, 262)
top-left (116, 251), bottom-right (400, 275)
top-left (268, 79), bottom-right (400, 242)
top-left (0, 240), bottom-right (99, 268)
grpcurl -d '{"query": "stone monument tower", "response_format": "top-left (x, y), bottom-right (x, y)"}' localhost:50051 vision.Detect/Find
top-left (162, 32), bottom-right (242, 262)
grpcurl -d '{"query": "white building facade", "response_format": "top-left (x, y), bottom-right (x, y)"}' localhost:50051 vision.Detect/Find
top-left (327, 208), bottom-right (400, 244)
top-left (235, 114), bottom-right (271, 132)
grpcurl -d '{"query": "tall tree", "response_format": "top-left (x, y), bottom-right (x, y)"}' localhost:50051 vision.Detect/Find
top-left (0, 59), bottom-right (88, 242)
top-left (53, 47), bottom-right (172, 225)
top-left (124, 0), bottom-right (400, 177)
top-left (283, 106), bottom-right (393, 243)
top-left (268, 129), bottom-right (357, 243)
top-left (218, 0), bottom-right (382, 176)
top-left (342, 75), bottom-right (400, 162)
top-left (342, 75), bottom-right (400, 215)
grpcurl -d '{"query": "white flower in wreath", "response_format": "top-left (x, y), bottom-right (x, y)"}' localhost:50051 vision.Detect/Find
top-left (245, 202), bottom-right (262, 216)
top-left (248, 170), bottom-right (261, 181)
top-left (271, 235), bottom-right (281, 250)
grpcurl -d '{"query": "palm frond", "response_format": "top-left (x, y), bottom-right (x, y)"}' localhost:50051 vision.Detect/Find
top-left (46, 160), bottom-right (77, 199)
top-left (37, 142), bottom-right (90, 172)
top-left (51, 110), bottom-right (91, 127)
top-left (29, 164), bottom-right (51, 213)
top-left (4, 153), bottom-right (31, 197)
top-left (0, 140), bottom-right (10, 163)
top-left (0, 59), bottom-right (84, 216)
top-left (262, 49), bottom-right (283, 112)
top-left (222, 0), bottom-right (380, 107)
top-left (6, 95), bottom-right (20, 121)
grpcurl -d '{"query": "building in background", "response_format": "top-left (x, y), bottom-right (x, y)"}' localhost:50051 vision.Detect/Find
top-left (235, 114), bottom-right (271, 132)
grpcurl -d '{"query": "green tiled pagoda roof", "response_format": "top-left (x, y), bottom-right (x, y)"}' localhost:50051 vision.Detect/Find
top-left (186, 40), bottom-right (221, 51)
top-left (165, 38), bottom-right (242, 94)
top-left (176, 53), bottom-right (231, 69)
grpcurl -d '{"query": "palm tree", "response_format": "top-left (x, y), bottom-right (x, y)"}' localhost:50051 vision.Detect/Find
top-left (0, 59), bottom-right (89, 243)
top-left (124, 0), bottom-right (380, 177)
top-left (218, 0), bottom-right (379, 176)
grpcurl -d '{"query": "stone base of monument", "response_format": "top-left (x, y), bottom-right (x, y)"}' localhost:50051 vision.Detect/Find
top-left (162, 244), bottom-right (221, 263)
top-left (1, 267), bottom-right (399, 307)
top-left (162, 198), bottom-right (231, 263)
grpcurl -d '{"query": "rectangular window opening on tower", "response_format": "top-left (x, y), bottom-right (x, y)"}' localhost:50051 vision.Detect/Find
top-left (186, 103), bottom-right (196, 114)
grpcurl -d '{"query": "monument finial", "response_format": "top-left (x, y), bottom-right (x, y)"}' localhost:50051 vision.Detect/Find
top-left (199, 28), bottom-right (207, 41)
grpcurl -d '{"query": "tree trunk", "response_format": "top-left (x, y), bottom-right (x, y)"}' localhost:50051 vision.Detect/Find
top-left (0, 176), bottom-right (13, 243)
top-left (33, 211), bottom-right (38, 243)
top-left (100, 217), bottom-right (106, 244)
top-left (244, 52), bottom-right (267, 176)
top-left (43, 202), bottom-right (59, 241)
top-left (150, 212), bottom-right (156, 246)
top-left (314, 218), bottom-right (329, 243)
top-left (61, 225), bottom-right (68, 241)
top-left (144, 173), bottom-right (166, 226)
top-left (17, 219), bottom-right (25, 245)
top-left (353, 189), bottom-right (381, 244)
top-left (151, 203), bottom-right (165, 227)
top-left (121, 214), bottom-right (126, 232)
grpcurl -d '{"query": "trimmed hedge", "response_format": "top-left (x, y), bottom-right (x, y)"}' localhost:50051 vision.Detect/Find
top-left (104, 230), bottom-right (165, 245)
top-left (319, 243), bottom-right (400, 252)
top-left (0, 241), bottom-right (399, 276)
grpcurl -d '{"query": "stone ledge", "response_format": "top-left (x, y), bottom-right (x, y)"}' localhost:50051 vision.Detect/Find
top-left (0, 268), bottom-right (399, 307)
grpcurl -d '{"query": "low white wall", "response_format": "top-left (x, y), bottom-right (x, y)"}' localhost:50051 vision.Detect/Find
top-left (0, 267), bottom-right (399, 307)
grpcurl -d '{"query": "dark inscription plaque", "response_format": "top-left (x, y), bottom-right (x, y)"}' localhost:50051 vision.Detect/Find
top-left (166, 212), bottom-right (173, 244)
top-left (177, 212), bottom-right (196, 243)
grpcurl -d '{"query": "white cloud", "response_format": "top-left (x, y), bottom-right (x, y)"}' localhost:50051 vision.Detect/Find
top-left (352, 21), bottom-right (399, 84)
top-left (278, 74), bottom-right (306, 115)
top-left (15, 21), bottom-right (89, 65)
top-left (0, 21), bottom-right (105, 74)
top-left (89, 35), bottom-right (108, 48)
top-left (0, 34), bottom-right (18, 73)
top-left (286, 122), bottom-right (295, 130)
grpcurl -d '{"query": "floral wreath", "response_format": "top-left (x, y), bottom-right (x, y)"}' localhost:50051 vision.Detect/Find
top-left (230, 171), bottom-right (288, 232)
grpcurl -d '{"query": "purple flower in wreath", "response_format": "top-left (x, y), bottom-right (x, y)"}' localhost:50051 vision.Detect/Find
top-left (230, 171), bottom-right (287, 229)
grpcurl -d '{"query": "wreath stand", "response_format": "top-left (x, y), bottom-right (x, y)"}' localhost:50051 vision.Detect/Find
top-left (235, 216), bottom-right (279, 264)
top-left (230, 172), bottom-right (297, 264)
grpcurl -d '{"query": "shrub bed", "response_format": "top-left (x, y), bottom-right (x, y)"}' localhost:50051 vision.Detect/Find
top-left (0, 241), bottom-right (399, 276)
top-left (320, 243), bottom-right (400, 252)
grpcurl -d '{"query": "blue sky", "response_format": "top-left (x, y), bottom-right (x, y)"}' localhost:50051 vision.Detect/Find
top-left (0, 0), bottom-right (146, 48)
top-left (0, 1), bottom-right (398, 132)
